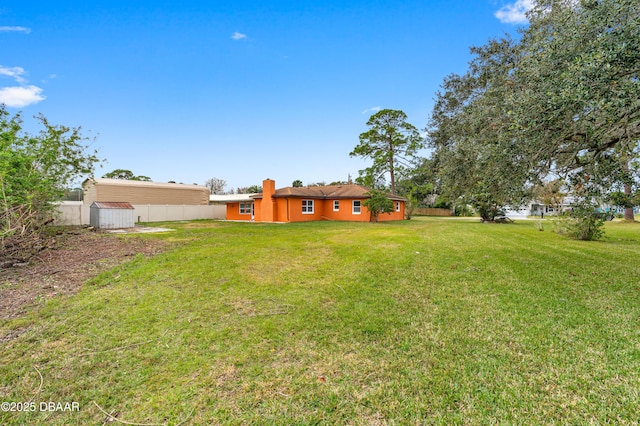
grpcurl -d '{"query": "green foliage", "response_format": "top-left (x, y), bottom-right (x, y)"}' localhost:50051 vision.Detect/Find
top-left (354, 173), bottom-right (387, 191)
top-left (102, 169), bottom-right (151, 181)
top-left (292, 179), bottom-right (303, 187)
top-left (553, 204), bottom-right (606, 241)
top-left (245, 184), bottom-right (262, 193)
top-left (428, 0), bottom-right (640, 228)
top-left (608, 190), bottom-right (635, 209)
top-left (0, 106), bottom-right (100, 263)
top-left (432, 195), bottom-right (451, 209)
top-left (554, 171), bottom-right (610, 240)
top-left (62, 187), bottom-right (84, 201)
top-left (395, 158), bottom-right (437, 207)
top-left (468, 185), bottom-right (507, 222)
top-left (351, 109), bottom-right (424, 194)
top-left (362, 189), bottom-right (394, 222)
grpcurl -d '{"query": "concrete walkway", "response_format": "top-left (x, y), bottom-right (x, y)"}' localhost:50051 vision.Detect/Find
top-left (104, 226), bottom-right (175, 234)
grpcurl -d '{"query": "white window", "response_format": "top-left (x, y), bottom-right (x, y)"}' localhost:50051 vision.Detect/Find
top-left (396, 201), bottom-right (400, 212)
top-left (333, 200), bottom-right (340, 211)
top-left (302, 199), bottom-right (314, 214)
top-left (352, 200), bottom-right (361, 214)
top-left (239, 203), bottom-right (252, 214)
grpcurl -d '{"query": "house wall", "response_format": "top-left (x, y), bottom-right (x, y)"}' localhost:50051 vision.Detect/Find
top-left (283, 198), bottom-right (325, 222)
top-left (275, 198), bottom-right (290, 222)
top-left (376, 201), bottom-right (405, 221)
top-left (253, 198), bottom-right (264, 221)
top-left (321, 199), bottom-right (369, 222)
top-left (226, 202), bottom-right (254, 221)
top-left (285, 198), bottom-right (405, 222)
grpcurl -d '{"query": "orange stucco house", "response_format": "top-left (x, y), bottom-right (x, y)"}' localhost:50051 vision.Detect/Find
top-left (226, 179), bottom-right (406, 222)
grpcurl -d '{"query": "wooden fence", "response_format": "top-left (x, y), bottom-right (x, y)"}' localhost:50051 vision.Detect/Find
top-left (411, 208), bottom-right (452, 217)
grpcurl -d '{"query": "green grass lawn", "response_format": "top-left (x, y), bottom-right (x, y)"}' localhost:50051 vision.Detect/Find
top-left (1, 218), bottom-right (640, 424)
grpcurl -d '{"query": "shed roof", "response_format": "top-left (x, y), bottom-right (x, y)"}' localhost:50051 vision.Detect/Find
top-left (90, 201), bottom-right (135, 209)
top-left (210, 194), bottom-right (258, 203)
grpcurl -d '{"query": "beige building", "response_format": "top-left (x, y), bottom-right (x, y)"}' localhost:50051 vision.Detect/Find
top-left (83, 178), bottom-right (210, 205)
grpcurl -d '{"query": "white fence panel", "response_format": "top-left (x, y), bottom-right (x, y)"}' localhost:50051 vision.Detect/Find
top-left (54, 202), bottom-right (91, 225)
top-left (55, 203), bottom-right (225, 225)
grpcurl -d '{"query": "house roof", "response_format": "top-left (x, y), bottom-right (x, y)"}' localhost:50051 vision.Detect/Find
top-left (210, 194), bottom-right (258, 203)
top-left (252, 184), bottom-right (407, 201)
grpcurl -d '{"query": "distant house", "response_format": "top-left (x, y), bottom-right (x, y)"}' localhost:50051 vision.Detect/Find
top-left (225, 179), bottom-right (406, 222)
top-left (531, 200), bottom-right (639, 216)
top-left (83, 178), bottom-right (210, 205)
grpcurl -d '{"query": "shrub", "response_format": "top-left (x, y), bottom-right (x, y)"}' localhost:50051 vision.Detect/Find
top-left (553, 202), bottom-right (605, 241)
top-left (0, 107), bottom-right (100, 265)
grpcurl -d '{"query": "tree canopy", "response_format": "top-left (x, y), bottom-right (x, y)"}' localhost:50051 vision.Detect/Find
top-left (351, 109), bottom-right (424, 194)
top-left (428, 0), bottom-right (640, 224)
top-left (102, 169), bottom-right (151, 181)
top-left (205, 177), bottom-right (227, 194)
top-left (1, 106), bottom-right (100, 263)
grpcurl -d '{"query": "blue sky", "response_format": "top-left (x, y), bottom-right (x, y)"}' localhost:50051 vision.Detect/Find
top-left (1, 0), bottom-right (531, 191)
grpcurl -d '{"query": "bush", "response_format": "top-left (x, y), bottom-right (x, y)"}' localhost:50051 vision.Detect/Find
top-left (363, 190), bottom-right (394, 222)
top-left (553, 204), bottom-right (605, 241)
top-left (0, 107), bottom-right (100, 265)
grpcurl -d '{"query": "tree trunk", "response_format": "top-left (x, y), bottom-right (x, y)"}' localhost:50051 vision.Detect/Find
top-left (623, 159), bottom-right (635, 221)
top-left (388, 140), bottom-right (396, 195)
top-left (624, 181), bottom-right (634, 221)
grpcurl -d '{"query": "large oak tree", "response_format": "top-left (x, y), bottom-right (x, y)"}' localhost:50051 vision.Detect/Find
top-left (429, 0), bottom-right (640, 222)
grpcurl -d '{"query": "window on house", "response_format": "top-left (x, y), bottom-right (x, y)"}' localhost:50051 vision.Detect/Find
top-left (352, 200), bottom-right (361, 214)
top-left (333, 200), bottom-right (339, 211)
top-left (239, 202), bottom-right (252, 214)
top-left (396, 201), bottom-right (400, 212)
top-left (302, 199), bottom-right (314, 214)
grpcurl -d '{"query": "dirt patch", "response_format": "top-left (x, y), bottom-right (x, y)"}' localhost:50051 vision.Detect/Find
top-left (0, 228), bottom-right (169, 322)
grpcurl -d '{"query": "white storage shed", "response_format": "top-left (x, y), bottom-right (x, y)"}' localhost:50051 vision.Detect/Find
top-left (90, 202), bottom-right (135, 229)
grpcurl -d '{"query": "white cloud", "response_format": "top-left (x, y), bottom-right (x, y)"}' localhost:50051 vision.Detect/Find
top-left (0, 26), bottom-right (31, 34)
top-left (0, 85), bottom-right (46, 107)
top-left (0, 65), bottom-right (46, 107)
top-left (231, 32), bottom-right (247, 40)
top-left (0, 65), bottom-right (27, 83)
top-left (361, 106), bottom-right (381, 115)
top-left (495, 0), bottom-right (534, 24)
